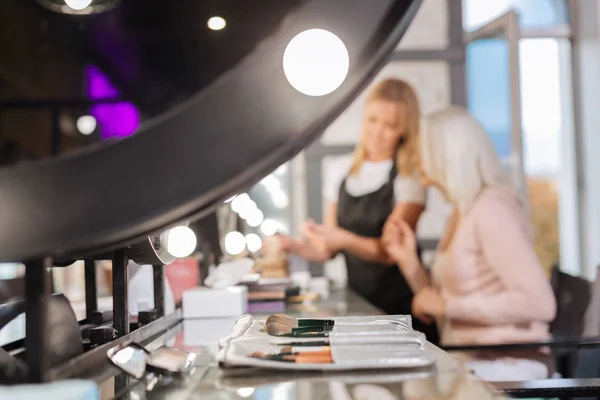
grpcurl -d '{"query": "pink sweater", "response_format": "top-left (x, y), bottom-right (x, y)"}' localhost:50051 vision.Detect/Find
top-left (432, 188), bottom-right (557, 345)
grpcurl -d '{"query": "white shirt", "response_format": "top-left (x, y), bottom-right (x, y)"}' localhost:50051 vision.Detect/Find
top-left (323, 154), bottom-right (427, 204)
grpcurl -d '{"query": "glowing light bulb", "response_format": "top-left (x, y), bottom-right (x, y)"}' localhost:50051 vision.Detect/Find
top-left (275, 164), bottom-right (288, 176)
top-left (207, 16), bottom-right (226, 31)
top-left (260, 219), bottom-right (279, 236)
top-left (161, 226), bottom-right (197, 258)
top-left (224, 231), bottom-right (246, 255)
top-left (283, 29), bottom-right (349, 96)
top-left (245, 233), bottom-right (262, 253)
top-left (237, 388), bottom-right (255, 398)
top-left (231, 193), bottom-right (250, 213)
top-left (76, 115), bottom-right (97, 135)
top-left (272, 191), bottom-right (289, 209)
top-left (259, 175), bottom-right (280, 191)
top-left (64, 0), bottom-right (93, 10)
top-left (246, 209), bottom-right (264, 228)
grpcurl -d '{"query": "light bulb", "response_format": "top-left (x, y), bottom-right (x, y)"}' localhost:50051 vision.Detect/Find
top-left (237, 388), bottom-right (255, 398)
top-left (76, 115), bottom-right (97, 135)
top-left (224, 231), bottom-right (246, 255)
top-left (283, 29), bottom-right (349, 96)
top-left (161, 226), bottom-right (197, 258)
top-left (245, 233), bottom-right (262, 253)
top-left (207, 16), bottom-right (226, 31)
top-left (64, 0), bottom-right (93, 10)
top-left (272, 191), bottom-right (289, 209)
top-left (260, 219), bottom-right (279, 236)
top-left (238, 200), bottom-right (257, 220)
top-left (246, 209), bottom-right (264, 227)
top-left (275, 164), bottom-right (288, 176)
top-left (230, 193), bottom-right (250, 213)
top-left (259, 174), bottom-right (280, 191)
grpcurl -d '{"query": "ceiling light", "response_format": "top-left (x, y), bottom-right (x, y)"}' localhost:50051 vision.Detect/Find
top-left (283, 29), bottom-right (349, 96)
top-left (224, 231), bottom-right (246, 255)
top-left (64, 0), bottom-right (93, 10)
top-left (245, 233), bottom-right (262, 253)
top-left (76, 115), bottom-right (97, 135)
top-left (160, 226), bottom-right (197, 258)
top-left (36, 0), bottom-right (120, 15)
top-left (207, 16), bottom-right (226, 31)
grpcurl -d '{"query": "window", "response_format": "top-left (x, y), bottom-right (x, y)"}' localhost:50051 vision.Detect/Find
top-left (463, 0), bottom-right (576, 273)
top-left (463, 0), bottom-right (568, 31)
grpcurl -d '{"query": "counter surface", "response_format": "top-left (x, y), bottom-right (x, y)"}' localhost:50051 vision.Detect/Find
top-left (100, 289), bottom-right (498, 399)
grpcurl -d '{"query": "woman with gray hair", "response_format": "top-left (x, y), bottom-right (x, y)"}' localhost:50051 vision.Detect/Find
top-left (383, 106), bottom-right (557, 381)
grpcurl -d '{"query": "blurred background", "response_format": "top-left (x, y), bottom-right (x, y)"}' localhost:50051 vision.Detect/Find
top-left (0, 0), bottom-right (592, 341)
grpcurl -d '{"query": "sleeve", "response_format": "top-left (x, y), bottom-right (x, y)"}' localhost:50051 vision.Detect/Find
top-left (323, 155), bottom-right (353, 203)
top-left (393, 175), bottom-right (427, 205)
top-left (443, 194), bottom-right (557, 325)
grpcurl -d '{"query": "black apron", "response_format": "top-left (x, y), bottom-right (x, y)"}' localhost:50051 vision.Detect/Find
top-left (336, 163), bottom-right (439, 343)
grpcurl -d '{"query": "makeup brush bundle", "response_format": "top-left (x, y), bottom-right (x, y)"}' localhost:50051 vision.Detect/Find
top-left (250, 347), bottom-right (333, 364)
top-left (216, 313), bottom-right (435, 371)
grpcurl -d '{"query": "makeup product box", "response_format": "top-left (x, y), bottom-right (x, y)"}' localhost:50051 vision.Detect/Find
top-left (182, 286), bottom-right (248, 319)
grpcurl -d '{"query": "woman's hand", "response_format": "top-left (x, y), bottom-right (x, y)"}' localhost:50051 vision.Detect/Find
top-left (278, 234), bottom-right (301, 253)
top-left (302, 220), bottom-right (350, 255)
top-left (382, 218), bottom-right (419, 265)
top-left (278, 233), bottom-right (332, 262)
top-left (412, 287), bottom-right (446, 324)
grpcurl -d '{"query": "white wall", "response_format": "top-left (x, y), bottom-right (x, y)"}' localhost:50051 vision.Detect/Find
top-left (571, 0), bottom-right (600, 280)
top-left (397, 0), bottom-right (449, 50)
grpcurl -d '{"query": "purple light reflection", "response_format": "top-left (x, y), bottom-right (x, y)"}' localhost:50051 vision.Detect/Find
top-left (86, 65), bottom-right (140, 139)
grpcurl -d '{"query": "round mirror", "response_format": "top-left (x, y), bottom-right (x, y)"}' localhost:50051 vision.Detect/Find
top-left (0, 0), bottom-right (422, 261)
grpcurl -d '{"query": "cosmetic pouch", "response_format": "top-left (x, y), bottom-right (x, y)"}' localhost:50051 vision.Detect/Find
top-left (216, 315), bottom-right (434, 371)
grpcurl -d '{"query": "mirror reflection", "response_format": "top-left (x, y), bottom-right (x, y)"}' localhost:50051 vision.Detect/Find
top-left (0, 0), bottom-right (305, 163)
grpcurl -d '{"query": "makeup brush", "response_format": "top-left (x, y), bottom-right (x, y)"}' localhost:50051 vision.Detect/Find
top-left (250, 351), bottom-right (293, 362)
top-left (266, 322), bottom-right (331, 337)
top-left (279, 345), bottom-right (330, 354)
top-left (251, 351), bottom-right (332, 363)
top-left (266, 313), bottom-right (335, 328)
top-left (266, 314), bottom-right (294, 326)
top-left (275, 340), bottom-right (331, 347)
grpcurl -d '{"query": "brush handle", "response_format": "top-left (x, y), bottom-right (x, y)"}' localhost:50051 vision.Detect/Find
top-left (291, 325), bottom-right (333, 334)
top-left (263, 354), bottom-right (295, 362)
top-left (290, 346), bottom-right (330, 354)
top-left (297, 319), bottom-right (334, 327)
top-left (279, 340), bottom-right (330, 347)
top-left (282, 331), bottom-right (330, 338)
top-left (290, 354), bottom-right (333, 364)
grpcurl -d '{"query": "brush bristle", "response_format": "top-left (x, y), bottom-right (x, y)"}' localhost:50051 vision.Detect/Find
top-left (266, 322), bottom-right (293, 336)
top-left (266, 314), bottom-right (297, 326)
top-left (250, 351), bottom-right (269, 359)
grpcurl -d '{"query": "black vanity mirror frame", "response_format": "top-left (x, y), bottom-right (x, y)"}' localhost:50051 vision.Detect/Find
top-left (0, 0), bottom-right (422, 262)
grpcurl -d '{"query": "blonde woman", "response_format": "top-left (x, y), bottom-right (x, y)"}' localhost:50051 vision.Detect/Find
top-left (384, 106), bottom-right (556, 380)
top-left (282, 79), bottom-right (437, 341)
